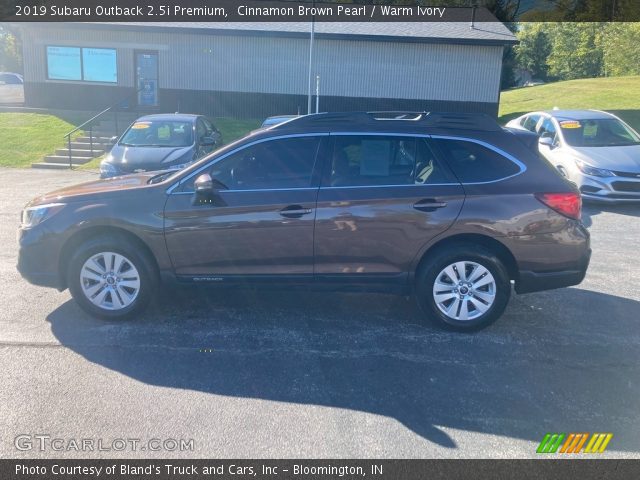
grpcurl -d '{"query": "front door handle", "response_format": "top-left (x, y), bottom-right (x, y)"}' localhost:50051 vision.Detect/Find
top-left (279, 205), bottom-right (313, 218)
top-left (413, 199), bottom-right (448, 212)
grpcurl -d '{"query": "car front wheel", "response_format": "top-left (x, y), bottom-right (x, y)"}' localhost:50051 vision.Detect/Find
top-left (416, 244), bottom-right (511, 331)
top-left (67, 236), bottom-right (156, 319)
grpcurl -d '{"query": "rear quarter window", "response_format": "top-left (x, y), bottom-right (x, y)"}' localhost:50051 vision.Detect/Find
top-left (432, 138), bottom-right (521, 183)
top-left (522, 115), bottom-right (540, 132)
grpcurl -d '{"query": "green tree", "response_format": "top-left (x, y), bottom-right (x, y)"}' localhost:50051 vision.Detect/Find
top-left (514, 23), bottom-right (553, 80)
top-left (601, 23), bottom-right (640, 76)
top-left (0, 26), bottom-right (22, 73)
top-left (546, 23), bottom-right (603, 80)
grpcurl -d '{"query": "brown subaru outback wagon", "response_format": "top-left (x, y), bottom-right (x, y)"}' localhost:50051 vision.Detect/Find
top-left (17, 112), bottom-right (590, 330)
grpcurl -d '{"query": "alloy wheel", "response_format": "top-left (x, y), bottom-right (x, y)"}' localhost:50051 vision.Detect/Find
top-left (80, 251), bottom-right (141, 311)
top-left (432, 261), bottom-right (496, 321)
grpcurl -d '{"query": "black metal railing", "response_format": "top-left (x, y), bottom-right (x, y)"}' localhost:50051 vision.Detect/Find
top-left (63, 88), bottom-right (142, 169)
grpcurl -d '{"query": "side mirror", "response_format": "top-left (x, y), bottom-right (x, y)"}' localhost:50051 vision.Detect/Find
top-left (539, 136), bottom-right (555, 148)
top-left (200, 136), bottom-right (217, 147)
top-left (193, 173), bottom-right (227, 206)
top-left (194, 173), bottom-right (213, 192)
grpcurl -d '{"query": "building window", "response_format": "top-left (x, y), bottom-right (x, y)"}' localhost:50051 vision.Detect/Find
top-left (46, 46), bottom-right (117, 83)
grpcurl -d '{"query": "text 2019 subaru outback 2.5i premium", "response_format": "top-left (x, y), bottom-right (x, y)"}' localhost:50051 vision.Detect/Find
top-left (18, 112), bottom-right (591, 331)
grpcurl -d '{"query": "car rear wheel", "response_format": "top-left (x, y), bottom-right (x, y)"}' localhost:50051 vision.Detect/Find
top-left (67, 235), bottom-right (156, 319)
top-left (416, 244), bottom-right (511, 331)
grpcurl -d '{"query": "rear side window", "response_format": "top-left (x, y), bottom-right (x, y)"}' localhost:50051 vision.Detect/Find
top-left (522, 115), bottom-right (540, 132)
top-left (329, 135), bottom-right (452, 187)
top-left (431, 139), bottom-right (520, 183)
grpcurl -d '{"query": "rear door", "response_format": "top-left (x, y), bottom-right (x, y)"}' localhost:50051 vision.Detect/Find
top-left (313, 134), bottom-right (465, 284)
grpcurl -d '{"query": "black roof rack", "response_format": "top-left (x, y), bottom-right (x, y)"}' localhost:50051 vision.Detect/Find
top-left (271, 111), bottom-right (502, 132)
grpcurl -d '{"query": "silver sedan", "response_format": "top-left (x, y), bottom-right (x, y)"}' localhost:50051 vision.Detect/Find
top-left (506, 109), bottom-right (640, 203)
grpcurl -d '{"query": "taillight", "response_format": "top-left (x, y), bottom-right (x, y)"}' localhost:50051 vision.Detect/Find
top-left (535, 192), bottom-right (582, 220)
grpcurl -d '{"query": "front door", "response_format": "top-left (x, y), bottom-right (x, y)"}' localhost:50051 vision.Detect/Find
top-left (163, 135), bottom-right (327, 278)
top-left (135, 51), bottom-right (158, 108)
top-left (313, 134), bottom-right (465, 282)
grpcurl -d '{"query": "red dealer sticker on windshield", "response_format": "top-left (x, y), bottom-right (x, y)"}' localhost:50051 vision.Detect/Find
top-left (560, 121), bottom-right (581, 129)
top-left (131, 122), bottom-right (151, 129)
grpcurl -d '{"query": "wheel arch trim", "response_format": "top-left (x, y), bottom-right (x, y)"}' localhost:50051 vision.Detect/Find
top-left (58, 225), bottom-right (160, 290)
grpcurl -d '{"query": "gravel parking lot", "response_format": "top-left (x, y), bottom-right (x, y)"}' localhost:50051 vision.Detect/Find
top-left (1, 167), bottom-right (639, 458)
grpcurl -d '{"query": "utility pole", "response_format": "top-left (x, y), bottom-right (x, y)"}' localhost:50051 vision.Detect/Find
top-left (307, 0), bottom-right (315, 114)
top-left (315, 75), bottom-right (320, 113)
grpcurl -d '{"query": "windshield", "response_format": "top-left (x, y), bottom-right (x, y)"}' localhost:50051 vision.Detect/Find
top-left (559, 118), bottom-right (640, 147)
top-left (120, 120), bottom-right (194, 147)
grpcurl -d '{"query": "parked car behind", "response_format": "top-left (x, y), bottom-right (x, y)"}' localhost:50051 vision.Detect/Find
top-left (18, 112), bottom-right (590, 331)
top-left (0, 72), bottom-right (24, 104)
top-left (506, 110), bottom-right (640, 203)
top-left (100, 114), bottom-right (221, 178)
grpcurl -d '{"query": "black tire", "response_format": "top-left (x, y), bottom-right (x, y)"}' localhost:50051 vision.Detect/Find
top-left (67, 234), bottom-right (157, 319)
top-left (415, 243), bottom-right (511, 331)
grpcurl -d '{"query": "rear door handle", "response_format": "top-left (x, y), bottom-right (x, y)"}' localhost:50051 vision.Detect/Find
top-left (279, 205), bottom-right (313, 218)
top-left (413, 199), bottom-right (448, 212)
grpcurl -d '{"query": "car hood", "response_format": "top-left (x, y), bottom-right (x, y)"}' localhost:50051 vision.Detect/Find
top-left (569, 145), bottom-right (640, 173)
top-left (107, 144), bottom-right (194, 170)
top-left (26, 172), bottom-right (165, 207)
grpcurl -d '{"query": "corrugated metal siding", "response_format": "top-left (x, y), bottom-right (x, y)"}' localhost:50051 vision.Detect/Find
top-left (21, 25), bottom-right (503, 103)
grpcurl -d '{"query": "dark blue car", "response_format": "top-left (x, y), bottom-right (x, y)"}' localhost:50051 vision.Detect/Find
top-left (100, 114), bottom-right (221, 178)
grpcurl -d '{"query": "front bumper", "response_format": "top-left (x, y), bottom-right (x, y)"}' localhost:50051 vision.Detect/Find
top-left (17, 227), bottom-right (64, 290)
top-left (575, 174), bottom-right (640, 203)
top-left (582, 193), bottom-right (640, 204)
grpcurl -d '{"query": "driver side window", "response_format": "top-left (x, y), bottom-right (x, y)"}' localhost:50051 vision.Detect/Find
top-left (183, 136), bottom-right (321, 191)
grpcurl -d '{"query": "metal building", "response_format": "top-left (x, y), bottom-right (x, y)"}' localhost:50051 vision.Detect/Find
top-left (18, 21), bottom-right (516, 118)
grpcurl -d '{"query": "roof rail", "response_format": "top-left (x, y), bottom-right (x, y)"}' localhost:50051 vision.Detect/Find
top-left (273, 111), bottom-right (502, 132)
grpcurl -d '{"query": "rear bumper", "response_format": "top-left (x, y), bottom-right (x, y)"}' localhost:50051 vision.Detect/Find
top-left (515, 248), bottom-right (591, 294)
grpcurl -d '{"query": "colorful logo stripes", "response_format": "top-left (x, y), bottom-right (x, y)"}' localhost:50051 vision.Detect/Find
top-left (537, 433), bottom-right (613, 454)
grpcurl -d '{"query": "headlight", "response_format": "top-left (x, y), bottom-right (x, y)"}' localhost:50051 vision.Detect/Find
top-left (100, 159), bottom-right (119, 177)
top-left (21, 203), bottom-right (65, 228)
top-left (575, 159), bottom-right (614, 178)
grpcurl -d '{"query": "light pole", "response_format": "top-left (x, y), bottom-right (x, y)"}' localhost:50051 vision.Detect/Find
top-left (315, 75), bottom-right (320, 113)
top-left (307, 0), bottom-right (315, 114)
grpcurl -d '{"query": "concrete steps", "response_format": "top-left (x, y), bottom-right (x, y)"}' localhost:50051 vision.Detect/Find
top-left (31, 161), bottom-right (87, 170)
top-left (42, 154), bottom-right (94, 164)
top-left (75, 135), bottom-right (116, 144)
top-left (33, 116), bottom-right (126, 170)
top-left (54, 148), bottom-right (105, 157)
top-left (69, 141), bottom-right (112, 149)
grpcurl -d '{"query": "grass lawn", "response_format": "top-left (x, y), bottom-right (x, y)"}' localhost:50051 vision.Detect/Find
top-left (214, 117), bottom-right (262, 144)
top-left (499, 76), bottom-right (640, 130)
top-left (0, 113), bottom-right (82, 168)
